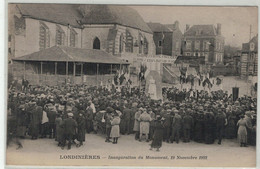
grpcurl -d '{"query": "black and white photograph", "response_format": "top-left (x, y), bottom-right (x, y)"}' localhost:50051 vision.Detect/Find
top-left (5, 2), bottom-right (258, 168)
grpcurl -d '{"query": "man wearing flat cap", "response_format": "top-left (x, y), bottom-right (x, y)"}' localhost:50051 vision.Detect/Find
top-left (63, 113), bottom-right (78, 150)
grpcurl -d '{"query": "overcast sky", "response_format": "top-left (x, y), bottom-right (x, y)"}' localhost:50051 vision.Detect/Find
top-left (130, 6), bottom-right (258, 48)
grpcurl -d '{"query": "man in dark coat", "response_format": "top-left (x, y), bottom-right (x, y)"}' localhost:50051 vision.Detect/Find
top-left (85, 103), bottom-right (94, 133)
top-left (170, 110), bottom-right (182, 143)
top-left (47, 108), bottom-right (57, 139)
top-left (182, 110), bottom-right (193, 142)
top-left (123, 104), bottom-right (132, 135)
top-left (204, 112), bottom-right (215, 144)
top-left (76, 111), bottom-right (86, 147)
top-left (63, 113), bottom-right (77, 150)
top-left (215, 110), bottom-right (227, 144)
top-left (30, 103), bottom-right (43, 140)
top-left (163, 109), bottom-right (172, 142)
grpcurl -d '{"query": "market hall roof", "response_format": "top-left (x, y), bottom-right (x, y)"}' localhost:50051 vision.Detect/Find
top-left (12, 46), bottom-right (129, 64)
top-left (184, 25), bottom-right (217, 36)
top-left (15, 4), bottom-right (152, 33)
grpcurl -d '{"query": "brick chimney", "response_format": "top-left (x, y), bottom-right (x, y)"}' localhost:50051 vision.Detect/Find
top-left (186, 24), bottom-right (190, 32)
top-left (173, 20), bottom-right (179, 30)
top-left (217, 23), bottom-right (221, 35)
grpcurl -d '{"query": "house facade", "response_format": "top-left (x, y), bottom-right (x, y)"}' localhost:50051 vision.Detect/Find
top-left (9, 4), bottom-right (157, 85)
top-left (182, 24), bottom-right (225, 64)
top-left (241, 34), bottom-right (258, 77)
top-left (147, 21), bottom-right (183, 57)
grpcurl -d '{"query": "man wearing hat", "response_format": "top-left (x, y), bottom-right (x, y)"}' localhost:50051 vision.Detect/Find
top-left (30, 102), bottom-right (43, 140)
top-left (139, 108), bottom-right (152, 142)
top-left (63, 113), bottom-right (78, 150)
top-left (162, 108), bottom-right (172, 143)
top-left (215, 110), bottom-right (227, 145)
top-left (170, 110), bottom-right (182, 144)
top-left (182, 109), bottom-right (193, 143)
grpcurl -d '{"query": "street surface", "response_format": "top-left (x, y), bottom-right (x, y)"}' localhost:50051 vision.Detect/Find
top-left (6, 133), bottom-right (256, 167)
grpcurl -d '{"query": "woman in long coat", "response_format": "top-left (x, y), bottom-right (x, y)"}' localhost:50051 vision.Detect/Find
top-left (110, 113), bottom-right (121, 144)
top-left (150, 116), bottom-right (164, 152)
top-left (225, 113), bottom-right (236, 139)
top-left (133, 109), bottom-right (142, 140)
top-left (77, 112), bottom-right (86, 147)
top-left (139, 110), bottom-right (152, 142)
top-left (237, 115), bottom-right (249, 147)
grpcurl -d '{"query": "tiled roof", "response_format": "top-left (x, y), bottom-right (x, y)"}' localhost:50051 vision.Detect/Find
top-left (242, 34), bottom-right (258, 52)
top-left (13, 46), bottom-right (129, 64)
top-left (184, 25), bottom-right (217, 36)
top-left (16, 4), bottom-right (152, 33)
top-left (147, 22), bottom-right (172, 32)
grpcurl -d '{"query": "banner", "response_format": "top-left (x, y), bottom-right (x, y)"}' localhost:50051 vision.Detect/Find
top-left (133, 55), bottom-right (177, 63)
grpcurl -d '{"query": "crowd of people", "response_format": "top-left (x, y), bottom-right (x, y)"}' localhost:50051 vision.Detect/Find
top-left (7, 80), bottom-right (257, 151)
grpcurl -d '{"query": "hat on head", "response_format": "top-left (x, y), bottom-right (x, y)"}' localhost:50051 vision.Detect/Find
top-left (68, 113), bottom-right (74, 117)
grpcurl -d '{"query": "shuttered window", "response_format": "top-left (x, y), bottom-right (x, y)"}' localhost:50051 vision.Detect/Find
top-left (125, 30), bottom-right (133, 53)
top-left (139, 33), bottom-right (143, 54)
top-left (56, 25), bottom-right (65, 46)
top-left (70, 28), bottom-right (77, 47)
top-left (39, 22), bottom-right (50, 50)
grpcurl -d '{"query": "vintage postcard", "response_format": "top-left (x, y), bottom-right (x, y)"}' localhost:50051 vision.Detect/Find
top-left (5, 2), bottom-right (258, 168)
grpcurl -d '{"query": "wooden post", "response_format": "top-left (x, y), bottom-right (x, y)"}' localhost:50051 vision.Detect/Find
top-left (55, 62), bottom-right (57, 75)
top-left (97, 63), bottom-right (99, 85)
top-left (73, 62), bottom-right (76, 76)
top-left (23, 61), bottom-right (26, 79)
top-left (81, 63), bottom-right (83, 83)
top-left (73, 62), bottom-right (76, 84)
top-left (40, 62), bottom-right (43, 74)
top-left (66, 61), bottom-right (68, 83)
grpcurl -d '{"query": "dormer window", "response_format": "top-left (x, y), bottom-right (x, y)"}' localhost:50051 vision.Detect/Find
top-left (250, 42), bottom-right (255, 51)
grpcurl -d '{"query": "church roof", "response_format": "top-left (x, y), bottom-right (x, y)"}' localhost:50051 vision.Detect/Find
top-left (16, 4), bottom-right (83, 28)
top-left (79, 5), bottom-right (152, 33)
top-left (16, 4), bottom-right (152, 33)
top-left (13, 46), bottom-right (129, 64)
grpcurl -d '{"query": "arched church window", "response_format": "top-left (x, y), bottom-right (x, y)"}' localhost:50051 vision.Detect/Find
top-left (93, 37), bottom-right (100, 50)
top-left (56, 25), bottom-right (65, 46)
top-left (125, 30), bottom-right (133, 53)
top-left (119, 34), bottom-right (124, 53)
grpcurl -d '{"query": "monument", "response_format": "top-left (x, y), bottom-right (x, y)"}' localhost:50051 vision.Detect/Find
top-left (145, 70), bottom-right (163, 100)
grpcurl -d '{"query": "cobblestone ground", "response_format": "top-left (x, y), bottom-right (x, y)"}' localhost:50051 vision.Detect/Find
top-left (6, 133), bottom-right (256, 167)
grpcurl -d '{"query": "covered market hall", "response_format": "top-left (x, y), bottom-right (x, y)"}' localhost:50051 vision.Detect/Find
top-left (11, 46), bottom-right (129, 86)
